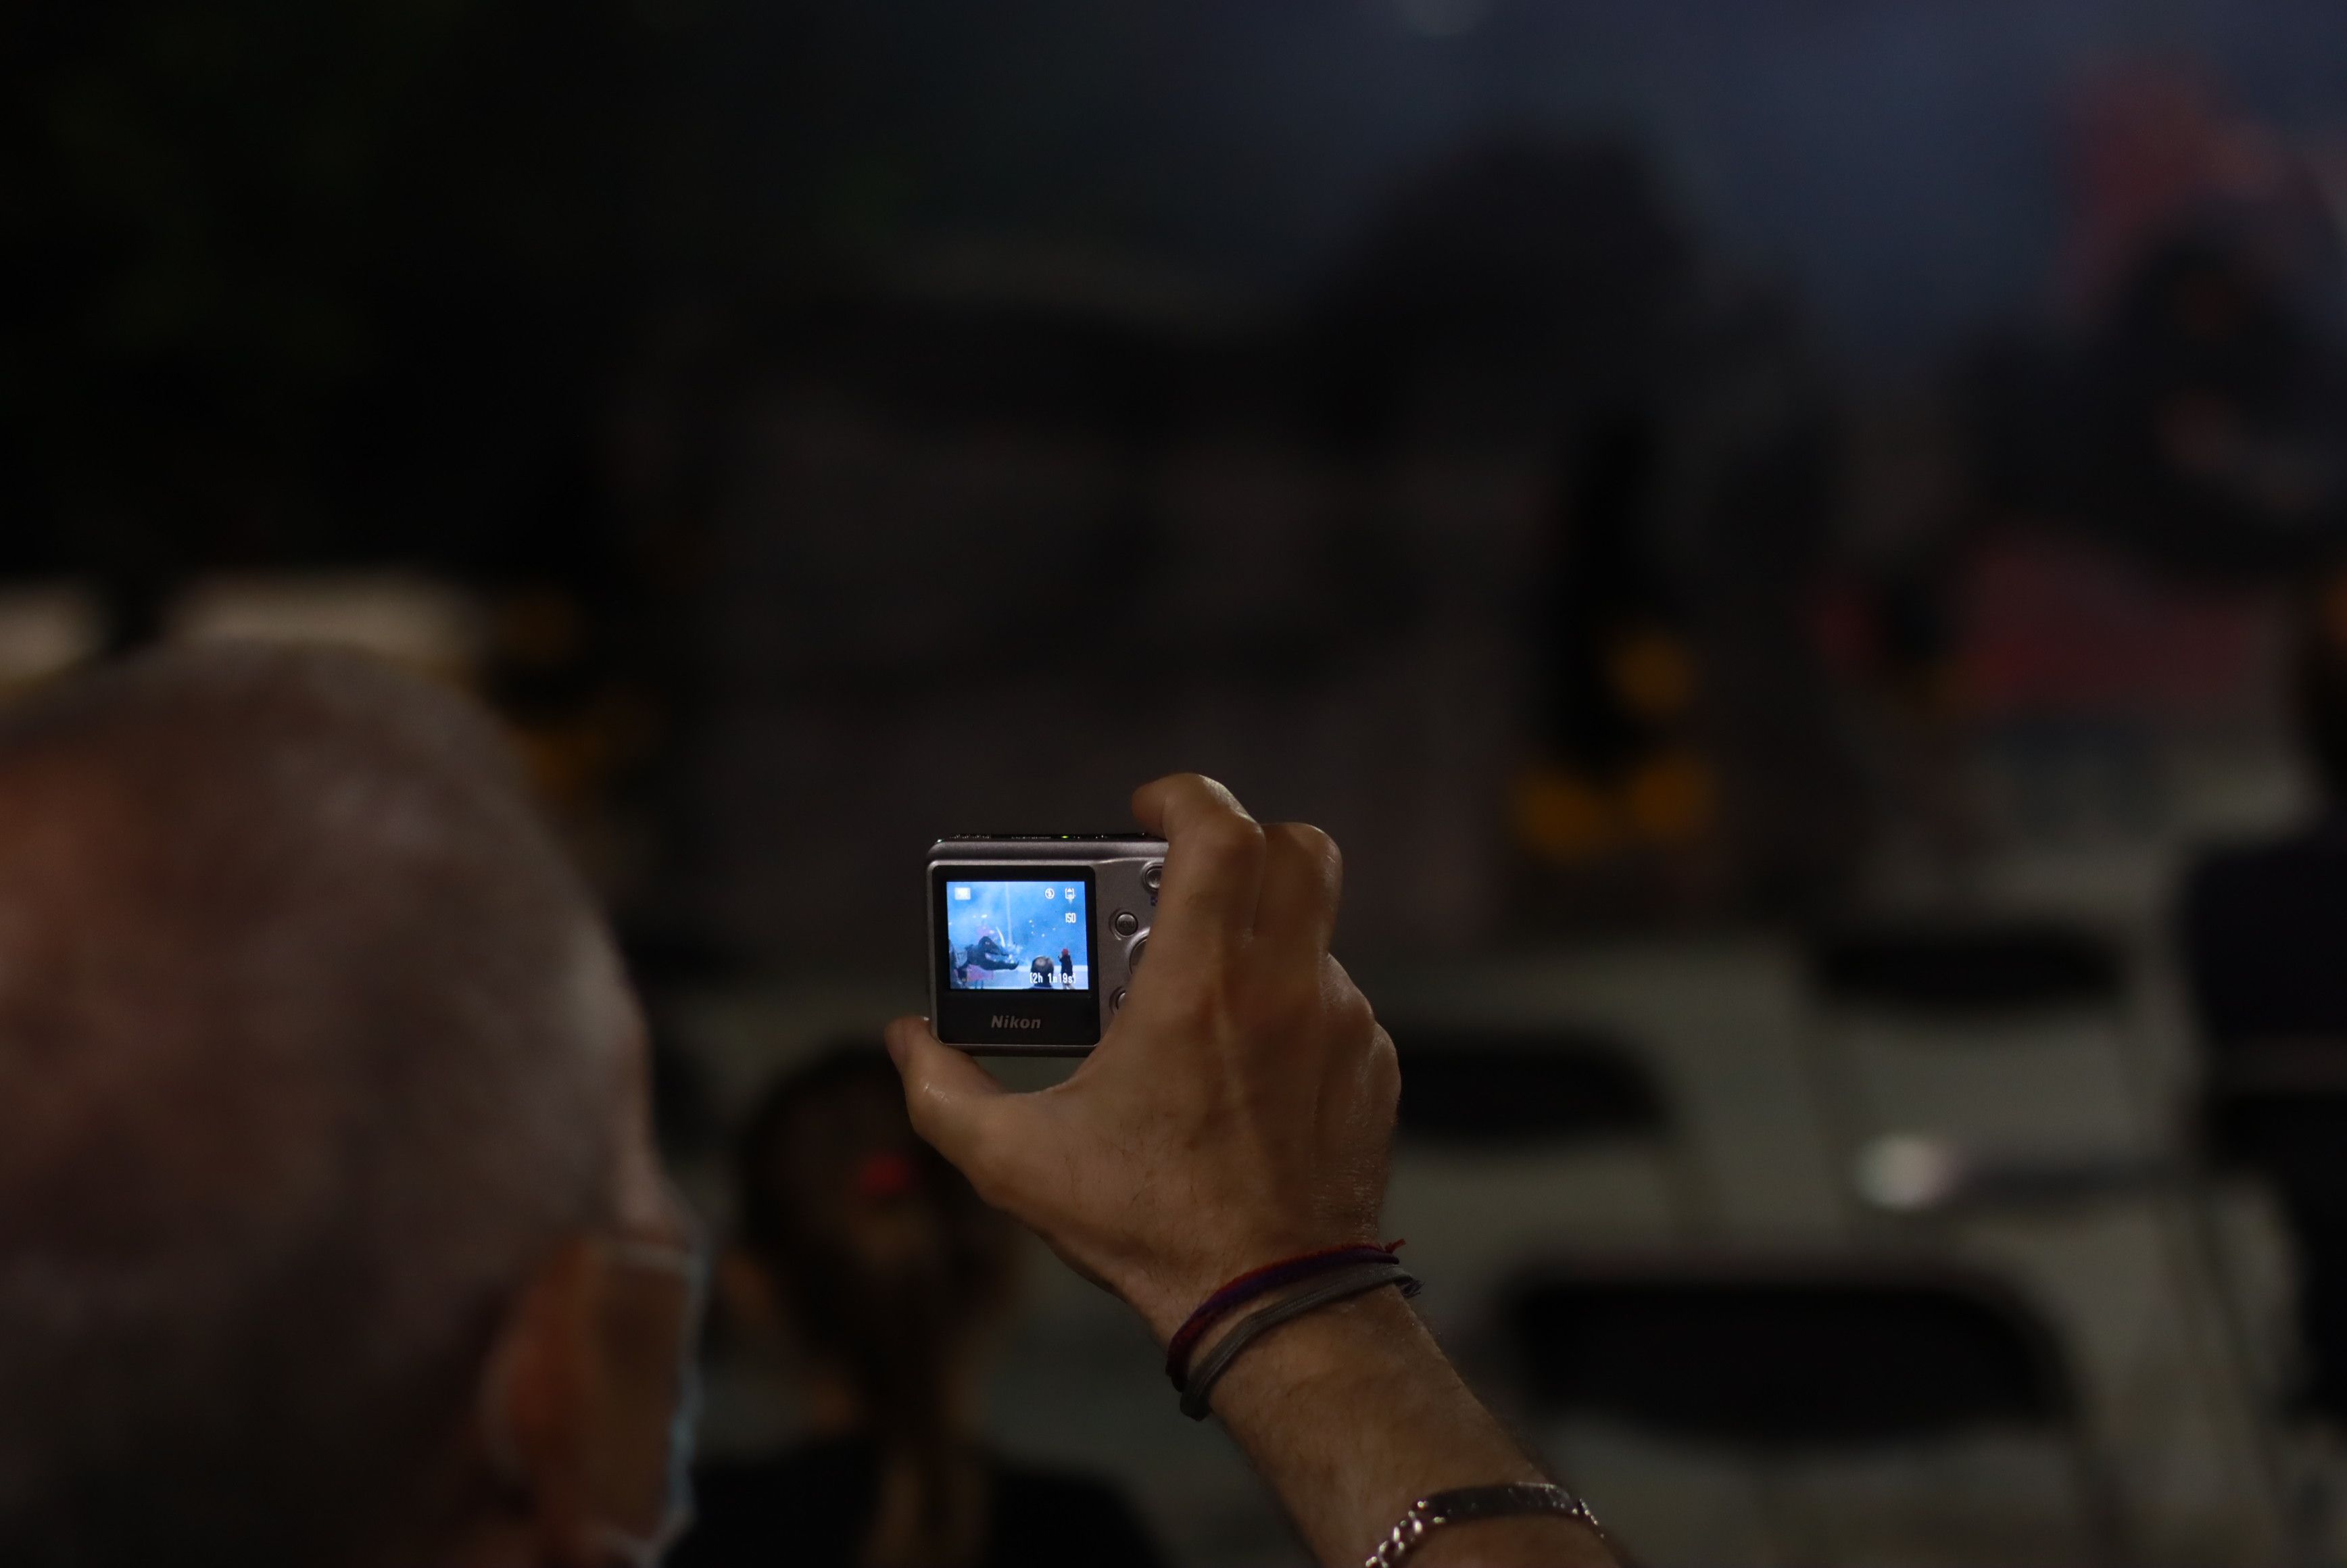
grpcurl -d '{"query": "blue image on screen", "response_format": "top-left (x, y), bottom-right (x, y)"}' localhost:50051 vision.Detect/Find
top-left (944, 879), bottom-right (1090, 991)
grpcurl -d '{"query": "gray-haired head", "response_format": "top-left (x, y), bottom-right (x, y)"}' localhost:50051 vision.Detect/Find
top-left (0, 643), bottom-right (631, 1566)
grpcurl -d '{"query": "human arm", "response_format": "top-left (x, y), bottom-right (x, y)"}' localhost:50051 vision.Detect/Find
top-left (1201, 1286), bottom-right (1613, 1567)
top-left (886, 775), bottom-right (1616, 1567)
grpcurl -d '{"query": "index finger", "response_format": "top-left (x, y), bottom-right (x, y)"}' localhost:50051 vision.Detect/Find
top-left (1131, 773), bottom-right (1266, 960)
top-left (1250, 821), bottom-right (1344, 962)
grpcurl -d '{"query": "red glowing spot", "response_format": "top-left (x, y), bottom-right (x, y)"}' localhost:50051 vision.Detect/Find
top-left (854, 1151), bottom-right (917, 1200)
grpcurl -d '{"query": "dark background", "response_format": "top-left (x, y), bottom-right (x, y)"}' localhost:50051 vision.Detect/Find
top-left (9, 0), bottom-right (2347, 967)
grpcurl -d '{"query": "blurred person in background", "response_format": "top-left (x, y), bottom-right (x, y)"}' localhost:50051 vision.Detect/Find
top-left (0, 641), bottom-right (1614, 1568)
top-left (675, 1047), bottom-right (1164, 1568)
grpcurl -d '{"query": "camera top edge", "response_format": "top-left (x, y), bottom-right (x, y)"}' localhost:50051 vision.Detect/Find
top-left (936, 834), bottom-right (1168, 843)
top-left (928, 836), bottom-right (1167, 866)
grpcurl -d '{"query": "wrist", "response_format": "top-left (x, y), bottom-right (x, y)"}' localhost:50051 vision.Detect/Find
top-left (1126, 1233), bottom-right (1381, 1345)
top-left (1212, 1289), bottom-right (1541, 1489)
top-left (1165, 1244), bottom-right (1410, 1382)
top-left (1206, 1291), bottom-right (1612, 1566)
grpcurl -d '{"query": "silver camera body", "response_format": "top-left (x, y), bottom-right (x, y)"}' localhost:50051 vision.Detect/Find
top-left (926, 835), bottom-right (1165, 1054)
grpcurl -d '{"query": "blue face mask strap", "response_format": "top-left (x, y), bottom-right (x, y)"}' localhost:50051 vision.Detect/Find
top-left (590, 1223), bottom-right (710, 1567)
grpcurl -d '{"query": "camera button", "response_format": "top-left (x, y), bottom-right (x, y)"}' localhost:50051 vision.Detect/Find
top-left (1112, 987), bottom-right (1128, 1014)
top-left (1113, 910), bottom-right (1140, 937)
top-left (1142, 862), bottom-right (1163, 892)
top-left (1129, 936), bottom-right (1147, 972)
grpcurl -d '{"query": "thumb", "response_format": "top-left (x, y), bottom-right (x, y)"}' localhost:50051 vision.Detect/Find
top-left (885, 1015), bottom-right (1011, 1175)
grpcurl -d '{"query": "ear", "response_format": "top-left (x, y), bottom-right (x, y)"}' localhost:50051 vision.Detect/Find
top-left (486, 1240), bottom-right (683, 1567)
top-left (485, 1240), bottom-right (606, 1567)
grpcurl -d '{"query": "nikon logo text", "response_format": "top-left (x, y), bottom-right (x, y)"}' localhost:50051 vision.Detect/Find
top-left (991, 1016), bottom-right (1044, 1030)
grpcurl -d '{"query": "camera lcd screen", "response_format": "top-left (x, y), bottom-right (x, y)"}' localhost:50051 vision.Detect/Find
top-left (942, 877), bottom-right (1093, 992)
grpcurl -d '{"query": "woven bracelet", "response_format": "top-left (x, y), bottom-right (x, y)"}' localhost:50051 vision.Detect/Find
top-left (1165, 1242), bottom-right (1407, 1392)
top-left (1182, 1257), bottom-right (1421, 1420)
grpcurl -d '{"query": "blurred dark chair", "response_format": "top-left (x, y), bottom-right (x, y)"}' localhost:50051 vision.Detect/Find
top-left (2198, 1042), bottom-right (2347, 1423)
top-left (1389, 1023), bottom-right (1709, 1233)
top-left (1812, 922), bottom-right (2124, 1016)
top-left (1801, 919), bottom-right (2142, 1225)
top-left (2175, 650), bottom-right (2347, 1557)
top-left (1806, 921), bottom-right (2288, 1544)
top-left (1503, 1253), bottom-right (2126, 1566)
top-left (1395, 1025), bottom-right (1667, 1145)
top-left (2200, 1042), bottom-right (2347, 1183)
top-left (2185, 828), bottom-right (2347, 1427)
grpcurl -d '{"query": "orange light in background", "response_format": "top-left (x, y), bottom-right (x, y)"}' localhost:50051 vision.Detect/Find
top-left (1608, 628), bottom-right (1697, 721)
top-left (1512, 766), bottom-right (1619, 864)
top-left (1623, 752), bottom-right (1718, 846)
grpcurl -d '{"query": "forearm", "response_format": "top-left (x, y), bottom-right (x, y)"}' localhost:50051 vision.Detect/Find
top-left (1204, 1288), bottom-right (1616, 1568)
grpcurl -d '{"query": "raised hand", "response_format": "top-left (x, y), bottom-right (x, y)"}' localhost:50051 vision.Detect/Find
top-left (885, 774), bottom-right (1399, 1341)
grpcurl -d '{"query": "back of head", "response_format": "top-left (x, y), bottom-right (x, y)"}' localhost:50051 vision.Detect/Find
top-left (0, 645), bottom-right (625, 1567)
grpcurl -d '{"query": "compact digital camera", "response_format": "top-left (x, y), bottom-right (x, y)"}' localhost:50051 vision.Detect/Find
top-left (927, 835), bottom-right (1167, 1053)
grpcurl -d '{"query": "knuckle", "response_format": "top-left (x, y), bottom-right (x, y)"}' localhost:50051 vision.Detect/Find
top-left (1319, 963), bottom-right (1378, 1037)
top-left (1247, 973), bottom-right (1324, 1036)
top-left (1356, 1025), bottom-right (1401, 1127)
top-left (1270, 821), bottom-right (1341, 875)
top-left (1153, 975), bottom-right (1228, 1035)
top-left (1174, 823), bottom-right (1265, 889)
top-left (1194, 816), bottom-right (1266, 859)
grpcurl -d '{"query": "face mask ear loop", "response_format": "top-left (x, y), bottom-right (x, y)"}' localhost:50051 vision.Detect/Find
top-left (589, 1224), bottom-right (709, 1567)
top-left (589, 1501), bottom-right (696, 1568)
top-left (589, 1520), bottom-right (677, 1568)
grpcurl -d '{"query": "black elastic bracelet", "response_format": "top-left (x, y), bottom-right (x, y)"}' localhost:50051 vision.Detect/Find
top-left (1180, 1258), bottom-right (1419, 1420)
top-left (1165, 1243), bottom-right (1403, 1391)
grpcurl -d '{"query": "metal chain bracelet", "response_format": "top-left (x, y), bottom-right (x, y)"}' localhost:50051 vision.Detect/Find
top-left (1364, 1482), bottom-right (1604, 1568)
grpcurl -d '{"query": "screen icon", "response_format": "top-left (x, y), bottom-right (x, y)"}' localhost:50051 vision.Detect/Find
top-left (1065, 911), bottom-right (1078, 923)
top-left (1044, 887), bottom-right (1056, 899)
top-left (1066, 888), bottom-right (1078, 900)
